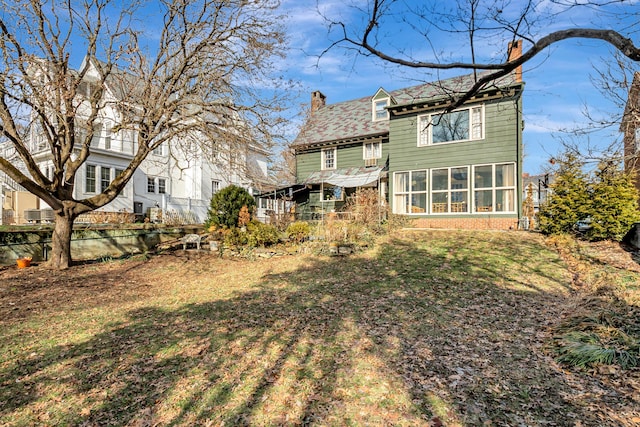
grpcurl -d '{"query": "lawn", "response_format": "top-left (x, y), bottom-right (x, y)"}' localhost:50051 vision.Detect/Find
top-left (1, 229), bottom-right (639, 426)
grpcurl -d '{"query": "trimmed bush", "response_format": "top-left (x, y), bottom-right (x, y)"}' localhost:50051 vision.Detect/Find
top-left (246, 220), bottom-right (280, 247)
top-left (205, 185), bottom-right (256, 229)
top-left (285, 221), bottom-right (311, 243)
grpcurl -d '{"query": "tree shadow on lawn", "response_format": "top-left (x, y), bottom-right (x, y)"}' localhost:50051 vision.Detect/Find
top-left (1, 232), bottom-right (632, 425)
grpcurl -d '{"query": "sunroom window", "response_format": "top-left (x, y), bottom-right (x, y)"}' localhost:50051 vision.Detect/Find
top-left (431, 167), bottom-right (469, 213)
top-left (473, 163), bottom-right (516, 213)
top-left (393, 170), bottom-right (427, 214)
top-left (418, 105), bottom-right (484, 146)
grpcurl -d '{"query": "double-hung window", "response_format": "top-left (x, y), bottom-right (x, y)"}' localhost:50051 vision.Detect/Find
top-left (152, 143), bottom-right (166, 156)
top-left (473, 163), bottom-right (516, 213)
top-left (322, 147), bottom-right (336, 170)
top-left (393, 170), bottom-right (427, 214)
top-left (91, 123), bottom-right (102, 147)
top-left (147, 177), bottom-right (156, 193)
top-left (104, 125), bottom-right (112, 150)
top-left (85, 164), bottom-right (96, 193)
top-left (158, 178), bottom-right (166, 194)
top-left (418, 105), bottom-right (484, 146)
top-left (363, 141), bottom-right (382, 160)
top-left (431, 167), bottom-right (469, 213)
top-left (373, 99), bottom-right (389, 121)
top-left (115, 169), bottom-right (125, 197)
top-left (100, 167), bottom-right (111, 192)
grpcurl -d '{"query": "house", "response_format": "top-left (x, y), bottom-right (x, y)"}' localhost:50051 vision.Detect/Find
top-left (293, 43), bottom-right (525, 230)
top-left (621, 71), bottom-right (640, 196)
top-left (3, 57), bottom-right (269, 224)
top-left (522, 173), bottom-right (553, 212)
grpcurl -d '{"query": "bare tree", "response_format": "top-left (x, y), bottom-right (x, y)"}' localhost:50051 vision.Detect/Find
top-left (322, 0), bottom-right (640, 111)
top-left (0, 0), bottom-right (290, 269)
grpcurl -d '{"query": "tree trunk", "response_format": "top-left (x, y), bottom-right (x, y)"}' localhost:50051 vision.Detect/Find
top-left (49, 211), bottom-right (76, 269)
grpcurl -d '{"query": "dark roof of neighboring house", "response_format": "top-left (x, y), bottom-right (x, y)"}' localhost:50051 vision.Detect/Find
top-left (293, 71), bottom-right (522, 149)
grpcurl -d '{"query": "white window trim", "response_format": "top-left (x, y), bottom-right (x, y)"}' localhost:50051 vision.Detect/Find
top-left (100, 166), bottom-right (111, 193)
top-left (85, 164), bottom-right (97, 194)
top-left (634, 128), bottom-right (640, 153)
top-left (392, 170), bottom-right (428, 214)
top-left (372, 98), bottom-right (390, 121)
top-left (321, 147), bottom-right (336, 170)
top-left (417, 105), bottom-right (485, 147)
top-left (147, 176), bottom-right (156, 193)
top-left (391, 163), bottom-right (517, 216)
top-left (472, 163), bottom-right (517, 214)
top-left (363, 141), bottom-right (382, 160)
top-left (152, 142), bottom-right (166, 157)
top-left (430, 166), bottom-right (470, 214)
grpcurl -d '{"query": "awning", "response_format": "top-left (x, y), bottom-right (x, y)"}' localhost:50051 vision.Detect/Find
top-left (303, 166), bottom-right (384, 187)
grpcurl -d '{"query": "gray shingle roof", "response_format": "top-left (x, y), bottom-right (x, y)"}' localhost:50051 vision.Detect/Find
top-left (293, 71), bottom-right (519, 148)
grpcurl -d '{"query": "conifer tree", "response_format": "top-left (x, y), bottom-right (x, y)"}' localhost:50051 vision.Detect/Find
top-left (538, 155), bottom-right (590, 235)
top-left (587, 163), bottom-right (640, 241)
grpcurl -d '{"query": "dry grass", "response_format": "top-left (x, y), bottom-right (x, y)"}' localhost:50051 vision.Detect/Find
top-left (0, 230), bottom-right (639, 426)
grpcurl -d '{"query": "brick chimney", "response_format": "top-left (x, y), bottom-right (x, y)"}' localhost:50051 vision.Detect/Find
top-left (311, 90), bottom-right (326, 114)
top-left (508, 39), bottom-right (523, 83)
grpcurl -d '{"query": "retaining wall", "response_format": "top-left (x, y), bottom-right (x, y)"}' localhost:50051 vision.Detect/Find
top-left (0, 225), bottom-right (203, 266)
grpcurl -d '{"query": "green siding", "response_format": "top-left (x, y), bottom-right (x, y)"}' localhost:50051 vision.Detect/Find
top-left (387, 96), bottom-right (522, 218)
top-left (373, 89), bottom-right (390, 101)
top-left (389, 98), bottom-right (520, 172)
top-left (296, 141), bottom-right (388, 182)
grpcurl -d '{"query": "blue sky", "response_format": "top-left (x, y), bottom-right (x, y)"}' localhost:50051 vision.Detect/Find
top-left (277, 0), bottom-right (639, 175)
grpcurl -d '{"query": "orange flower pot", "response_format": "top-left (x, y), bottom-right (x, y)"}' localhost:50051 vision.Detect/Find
top-left (16, 257), bottom-right (32, 269)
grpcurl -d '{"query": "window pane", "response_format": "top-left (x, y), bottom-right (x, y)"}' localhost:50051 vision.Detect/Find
top-left (85, 165), bottom-right (96, 193)
top-left (322, 184), bottom-right (342, 201)
top-left (100, 167), bottom-right (110, 192)
top-left (471, 107), bottom-right (482, 139)
top-left (474, 165), bottom-right (492, 188)
top-left (451, 191), bottom-right (468, 212)
top-left (432, 110), bottom-right (469, 143)
top-left (475, 190), bottom-right (493, 212)
top-left (104, 126), bottom-right (111, 150)
top-left (394, 194), bottom-right (409, 214)
top-left (496, 164), bottom-right (515, 187)
top-left (418, 116), bottom-right (429, 146)
top-left (432, 169), bottom-right (448, 191)
top-left (412, 171), bottom-right (426, 192)
top-left (375, 100), bottom-right (388, 119)
top-left (91, 124), bottom-right (101, 147)
top-left (432, 192), bottom-right (448, 213)
top-left (395, 172), bottom-right (409, 193)
top-left (147, 177), bottom-right (155, 193)
top-left (451, 167), bottom-right (468, 189)
top-left (496, 189), bottom-right (515, 212)
top-left (323, 148), bottom-right (335, 169)
top-left (158, 178), bottom-right (166, 194)
top-left (411, 193), bottom-right (426, 213)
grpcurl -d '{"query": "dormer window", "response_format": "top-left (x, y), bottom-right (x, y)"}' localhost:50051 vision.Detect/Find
top-left (373, 99), bottom-right (389, 121)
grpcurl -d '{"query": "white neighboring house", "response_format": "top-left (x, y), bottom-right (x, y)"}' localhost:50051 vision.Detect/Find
top-left (20, 57), bottom-right (269, 224)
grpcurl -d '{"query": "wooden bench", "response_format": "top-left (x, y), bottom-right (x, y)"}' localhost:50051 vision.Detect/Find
top-left (181, 233), bottom-right (202, 250)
